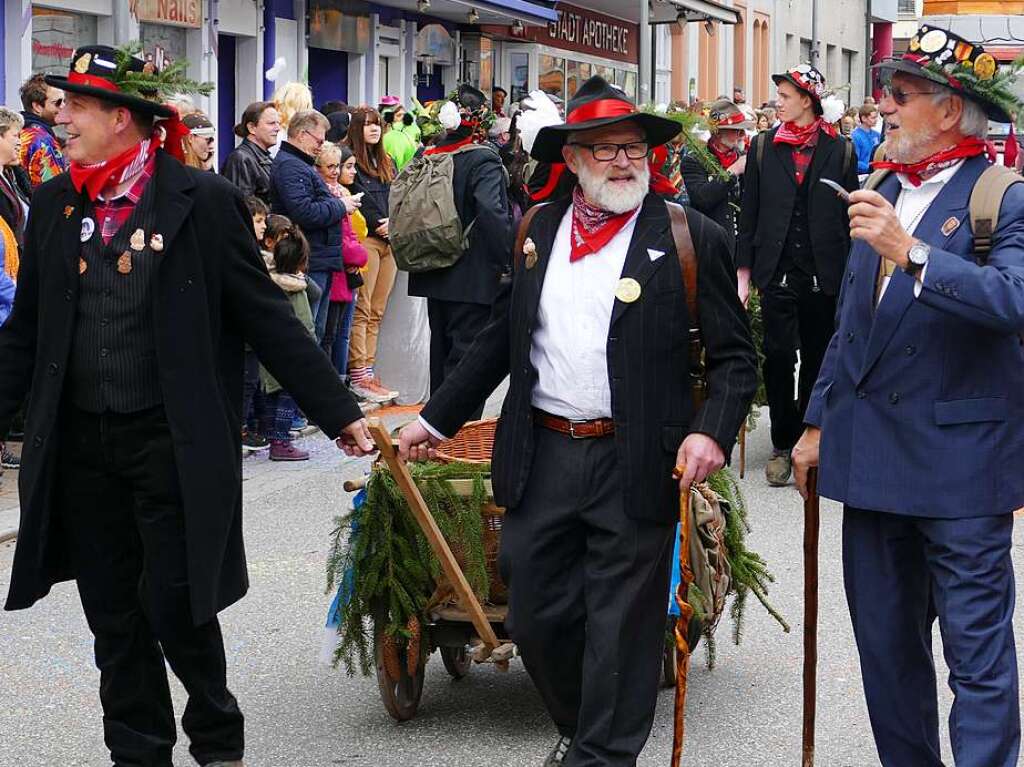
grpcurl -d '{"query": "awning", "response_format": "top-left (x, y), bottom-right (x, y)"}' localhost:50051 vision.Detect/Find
top-left (650, 0), bottom-right (741, 25)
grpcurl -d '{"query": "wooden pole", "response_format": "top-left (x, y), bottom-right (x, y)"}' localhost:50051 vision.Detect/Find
top-left (802, 468), bottom-right (820, 767)
top-left (738, 423), bottom-right (748, 479)
top-left (671, 489), bottom-right (695, 766)
top-left (368, 420), bottom-right (501, 659)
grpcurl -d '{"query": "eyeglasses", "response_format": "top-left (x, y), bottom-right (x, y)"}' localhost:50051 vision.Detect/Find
top-left (881, 85), bottom-right (936, 106)
top-left (303, 129), bottom-right (326, 147)
top-left (568, 141), bottom-right (650, 162)
top-left (324, 163), bottom-right (340, 171)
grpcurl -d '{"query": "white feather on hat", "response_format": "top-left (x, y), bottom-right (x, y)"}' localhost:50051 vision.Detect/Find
top-left (438, 101), bottom-right (461, 131)
top-left (517, 90), bottom-right (562, 154)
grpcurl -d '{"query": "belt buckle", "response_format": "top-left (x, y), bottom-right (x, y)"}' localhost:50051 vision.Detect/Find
top-left (568, 420), bottom-right (584, 439)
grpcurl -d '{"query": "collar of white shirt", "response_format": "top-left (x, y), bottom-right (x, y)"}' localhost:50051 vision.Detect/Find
top-left (895, 159), bottom-right (964, 192)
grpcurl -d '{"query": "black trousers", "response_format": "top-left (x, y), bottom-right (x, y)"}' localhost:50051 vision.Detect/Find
top-left (499, 427), bottom-right (675, 766)
top-left (57, 406), bottom-right (244, 767)
top-left (427, 298), bottom-right (491, 421)
top-left (760, 270), bottom-right (837, 451)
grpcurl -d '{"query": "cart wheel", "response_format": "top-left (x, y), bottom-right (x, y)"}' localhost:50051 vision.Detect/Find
top-left (374, 618), bottom-right (425, 721)
top-left (662, 617), bottom-right (704, 688)
top-left (440, 645), bottom-right (473, 679)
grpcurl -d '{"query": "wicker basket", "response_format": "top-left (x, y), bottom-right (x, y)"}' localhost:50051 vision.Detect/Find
top-left (432, 419), bottom-right (507, 604)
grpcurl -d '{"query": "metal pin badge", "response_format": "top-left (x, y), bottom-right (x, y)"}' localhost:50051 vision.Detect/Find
top-left (941, 216), bottom-right (961, 237)
top-left (64, 205), bottom-right (75, 219)
top-left (78, 257), bottom-right (88, 275)
top-left (130, 229), bottom-right (146, 252)
top-left (149, 234), bottom-right (164, 252)
top-left (615, 277), bottom-right (642, 304)
top-left (117, 252), bottom-right (133, 274)
top-left (80, 217), bottom-right (95, 242)
top-left (523, 237), bottom-right (538, 269)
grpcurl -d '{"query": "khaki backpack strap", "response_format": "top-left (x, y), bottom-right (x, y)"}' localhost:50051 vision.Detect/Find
top-left (872, 142), bottom-right (887, 164)
top-left (513, 203), bottom-right (548, 271)
top-left (842, 138), bottom-right (854, 176)
top-left (969, 164), bottom-right (1024, 261)
top-left (667, 202), bottom-right (698, 327)
top-left (864, 169), bottom-right (890, 191)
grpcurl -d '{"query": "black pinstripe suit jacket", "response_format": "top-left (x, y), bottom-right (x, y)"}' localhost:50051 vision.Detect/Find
top-left (421, 193), bottom-right (757, 524)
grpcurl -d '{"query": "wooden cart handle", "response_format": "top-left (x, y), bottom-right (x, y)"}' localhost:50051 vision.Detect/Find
top-left (368, 419), bottom-right (501, 658)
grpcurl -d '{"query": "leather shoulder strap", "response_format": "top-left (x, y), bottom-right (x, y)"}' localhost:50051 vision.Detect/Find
top-left (514, 202), bottom-right (549, 270)
top-left (970, 164), bottom-right (1023, 260)
top-left (842, 138), bottom-right (854, 175)
top-left (667, 202), bottom-right (698, 332)
top-left (756, 131), bottom-right (766, 172)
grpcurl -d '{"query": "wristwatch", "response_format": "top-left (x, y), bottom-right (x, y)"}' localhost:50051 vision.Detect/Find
top-left (904, 240), bottom-right (930, 277)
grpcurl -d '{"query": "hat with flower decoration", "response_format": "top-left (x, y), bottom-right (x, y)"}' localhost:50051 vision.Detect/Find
top-left (874, 24), bottom-right (1023, 123)
top-left (46, 42), bottom-right (213, 118)
top-left (707, 99), bottom-right (756, 132)
top-left (772, 64), bottom-right (827, 116)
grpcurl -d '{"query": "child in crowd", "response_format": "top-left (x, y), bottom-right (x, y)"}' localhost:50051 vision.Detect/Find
top-left (241, 196), bottom-right (271, 454)
top-left (259, 218), bottom-right (315, 461)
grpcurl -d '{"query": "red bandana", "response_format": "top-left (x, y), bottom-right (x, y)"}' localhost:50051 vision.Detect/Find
top-left (872, 137), bottom-right (986, 187)
top-left (773, 118), bottom-right (837, 148)
top-left (570, 185), bottom-right (639, 263)
top-left (648, 145), bottom-right (679, 197)
top-left (69, 138), bottom-right (159, 201)
top-left (424, 135), bottom-right (475, 155)
top-left (709, 139), bottom-right (740, 170)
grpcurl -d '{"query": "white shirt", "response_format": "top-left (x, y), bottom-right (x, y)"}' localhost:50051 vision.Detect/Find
top-left (877, 160), bottom-right (962, 302)
top-left (419, 204), bottom-right (639, 440)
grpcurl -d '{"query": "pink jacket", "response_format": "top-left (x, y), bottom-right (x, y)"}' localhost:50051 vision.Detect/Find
top-left (325, 181), bottom-right (369, 303)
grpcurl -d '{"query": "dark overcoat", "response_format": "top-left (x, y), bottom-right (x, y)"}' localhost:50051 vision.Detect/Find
top-left (0, 151), bottom-right (362, 624)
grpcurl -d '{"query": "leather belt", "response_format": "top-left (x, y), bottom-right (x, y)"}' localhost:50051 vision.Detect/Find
top-left (533, 409), bottom-right (615, 439)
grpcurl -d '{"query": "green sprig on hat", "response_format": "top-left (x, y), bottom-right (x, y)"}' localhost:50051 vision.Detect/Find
top-left (112, 41), bottom-right (214, 101)
top-left (921, 54), bottom-right (1024, 125)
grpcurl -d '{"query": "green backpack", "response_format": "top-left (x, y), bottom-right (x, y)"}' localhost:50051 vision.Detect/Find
top-left (388, 144), bottom-right (491, 273)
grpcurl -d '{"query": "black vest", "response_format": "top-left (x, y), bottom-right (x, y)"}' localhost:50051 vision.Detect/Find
top-left (68, 180), bottom-right (162, 413)
top-left (777, 174), bottom-right (815, 278)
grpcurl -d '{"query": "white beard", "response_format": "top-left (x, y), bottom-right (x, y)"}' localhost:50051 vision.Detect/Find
top-left (886, 123), bottom-right (943, 164)
top-left (576, 161), bottom-right (650, 214)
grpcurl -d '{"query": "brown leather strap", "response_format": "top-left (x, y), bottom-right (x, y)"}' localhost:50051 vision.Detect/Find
top-left (533, 409), bottom-right (615, 439)
top-left (666, 202), bottom-right (699, 333)
top-left (514, 203), bottom-right (549, 270)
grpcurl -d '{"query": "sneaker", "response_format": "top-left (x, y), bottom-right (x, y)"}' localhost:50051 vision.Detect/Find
top-left (291, 415), bottom-right (308, 431)
top-left (543, 736), bottom-right (572, 766)
top-left (345, 382), bottom-right (367, 403)
top-left (269, 441), bottom-right (309, 462)
top-left (0, 443), bottom-right (19, 470)
top-left (765, 448), bottom-right (793, 487)
top-left (241, 431), bottom-right (271, 453)
top-left (370, 376), bottom-right (399, 400)
top-left (350, 378), bottom-right (392, 404)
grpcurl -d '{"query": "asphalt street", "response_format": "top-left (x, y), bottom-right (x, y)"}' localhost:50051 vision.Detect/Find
top-left (0, 402), bottom-right (1021, 767)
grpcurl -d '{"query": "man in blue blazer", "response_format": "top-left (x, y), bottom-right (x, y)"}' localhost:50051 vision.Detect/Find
top-left (792, 26), bottom-right (1023, 767)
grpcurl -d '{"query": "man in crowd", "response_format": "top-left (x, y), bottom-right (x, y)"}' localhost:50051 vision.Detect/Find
top-left (680, 98), bottom-right (753, 258)
top-left (793, 26), bottom-right (1024, 767)
top-left (733, 86), bottom-right (746, 105)
top-left (851, 103), bottom-right (881, 174)
top-left (19, 73), bottom-right (67, 187)
top-left (736, 64), bottom-right (858, 486)
top-left (269, 109), bottom-right (351, 340)
top-left (0, 45), bottom-right (372, 767)
top-left (397, 76), bottom-right (757, 767)
top-left (407, 84), bottom-right (512, 412)
top-left (492, 86), bottom-right (508, 116)
top-left (221, 100), bottom-right (281, 205)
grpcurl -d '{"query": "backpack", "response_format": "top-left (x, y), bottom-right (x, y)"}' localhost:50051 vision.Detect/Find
top-left (388, 144), bottom-right (492, 273)
top-left (864, 163), bottom-right (1024, 262)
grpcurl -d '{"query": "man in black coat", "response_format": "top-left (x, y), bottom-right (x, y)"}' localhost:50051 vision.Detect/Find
top-left (408, 85), bottom-right (513, 414)
top-left (736, 64), bottom-right (858, 486)
top-left (0, 47), bottom-right (372, 767)
top-left (394, 77), bottom-right (757, 767)
top-left (220, 100), bottom-right (280, 206)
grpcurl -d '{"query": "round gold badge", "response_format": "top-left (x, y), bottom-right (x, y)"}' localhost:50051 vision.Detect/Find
top-left (974, 53), bottom-right (996, 81)
top-left (615, 277), bottom-right (642, 304)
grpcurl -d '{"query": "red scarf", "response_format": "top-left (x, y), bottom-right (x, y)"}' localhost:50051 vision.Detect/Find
top-left (648, 144), bottom-right (679, 197)
top-left (69, 139), bottom-right (158, 201)
top-left (774, 117), bottom-right (837, 147)
top-left (570, 185), bottom-right (639, 263)
top-left (424, 135), bottom-right (475, 155)
top-left (872, 137), bottom-right (986, 187)
top-left (709, 139), bottom-right (740, 170)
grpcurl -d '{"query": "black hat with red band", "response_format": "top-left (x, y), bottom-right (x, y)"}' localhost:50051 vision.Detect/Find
top-left (530, 76), bottom-right (682, 163)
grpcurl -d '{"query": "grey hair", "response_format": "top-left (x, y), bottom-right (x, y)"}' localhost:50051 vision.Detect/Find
top-left (930, 88), bottom-right (988, 139)
top-left (315, 140), bottom-right (341, 165)
top-left (287, 109), bottom-right (329, 138)
top-left (0, 107), bottom-right (24, 138)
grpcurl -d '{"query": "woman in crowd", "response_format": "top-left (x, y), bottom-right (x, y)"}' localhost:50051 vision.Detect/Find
top-left (182, 112), bottom-right (217, 171)
top-left (755, 111), bottom-right (771, 132)
top-left (344, 107), bottom-right (399, 403)
top-left (0, 108), bottom-right (30, 250)
top-left (271, 81), bottom-right (314, 157)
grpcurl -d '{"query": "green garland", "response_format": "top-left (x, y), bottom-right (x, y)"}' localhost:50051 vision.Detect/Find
top-left (112, 42), bottom-right (214, 101)
top-left (325, 461), bottom-right (491, 676)
top-left (921, 54), bottom-right (1024, 126)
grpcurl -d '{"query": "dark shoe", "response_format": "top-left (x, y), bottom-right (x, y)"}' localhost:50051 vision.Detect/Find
top-left (242, 431), bottom-right (271, 453)
top-left (543, 736), bottom-right (572, 766)
top-left (765, 448), bottom-right (792, 486)
top-left (0, 443), bottom-right (19, 470)
top-left (269, 441), bottom-right (309, 462)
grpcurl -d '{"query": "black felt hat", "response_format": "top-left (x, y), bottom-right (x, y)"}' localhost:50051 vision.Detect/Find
top-left (772, 64), bottom-right (827, 116)
top-left (531, 76), bottom-right (682, 163)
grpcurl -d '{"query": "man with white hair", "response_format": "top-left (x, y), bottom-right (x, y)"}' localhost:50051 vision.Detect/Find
top-left (395, 76), bottom-right (757, 766)
top-left (793, 25), bottom-right (1024, 767)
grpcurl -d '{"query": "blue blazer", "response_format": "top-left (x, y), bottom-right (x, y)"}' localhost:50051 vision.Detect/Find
top-left (805, 155), bottom-right (1024, 518)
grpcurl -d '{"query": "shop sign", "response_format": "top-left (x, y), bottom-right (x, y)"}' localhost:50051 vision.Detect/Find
top-left (509, 3), bottom-right (637, 64)
top-left (130, 0), bottom-right (202, 29)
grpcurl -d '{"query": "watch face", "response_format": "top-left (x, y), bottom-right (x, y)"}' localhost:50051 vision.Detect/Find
top-left (909, 243), bottom-right (930, 265)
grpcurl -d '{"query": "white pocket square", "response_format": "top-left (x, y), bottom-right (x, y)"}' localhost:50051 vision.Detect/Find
top-left (647, 248), bottom-right (665, 262)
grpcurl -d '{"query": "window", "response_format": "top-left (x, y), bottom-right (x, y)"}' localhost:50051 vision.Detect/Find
top-left (539, 54), bottom-right (565, 101)
top-left (510, 52), bottom-right (530, 104)
top-left (566, 60), bottom-right (592, 99)
top-left (595, 64), bottom-right (615, 84)
top-left (800, 38), bottom-right (812, 65)
top-left (898, 0), bottom-right (917, 16)
top-left (32, 9), bottom-right (98, 76)
top-left (615, 70), bottom-right (637, 100)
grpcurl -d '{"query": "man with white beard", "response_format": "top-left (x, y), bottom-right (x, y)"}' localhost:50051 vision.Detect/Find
top-left (395, 76), bottom-right (757, 766)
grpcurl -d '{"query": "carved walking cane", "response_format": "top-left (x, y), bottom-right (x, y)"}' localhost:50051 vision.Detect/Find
top-left (802, 468), bottom-right (820, 767)
top-left (671, 483), bottom-right (695, 767)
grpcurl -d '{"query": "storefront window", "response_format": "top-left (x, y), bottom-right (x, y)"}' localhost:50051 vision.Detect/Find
top-left (32, 9), bottom-right (97, 76)
top-left (539, 54), bottom-right (565, 102)
top-left (615, 70), bottom-right (637, 101)
top-left (140, 24), bottom-right (188, 75)
top-left (566, 60), bottom-right (592, 99)
top-left (594, 64), bottom-right (615, 84)
top-left (510, 52), bottom-right (530, 104)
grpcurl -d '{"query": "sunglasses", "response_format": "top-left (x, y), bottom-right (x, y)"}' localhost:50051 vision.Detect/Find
top-left (881, 84), bottom-right (937, 106)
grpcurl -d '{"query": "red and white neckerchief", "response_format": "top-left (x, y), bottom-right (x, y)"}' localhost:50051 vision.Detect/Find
top-left (70, 138), bottom-right (158, 202)
top-left (570, 184), bottom-right (640, 263)
top-left (872, 137), bottom-right (987, 187)
top-left (773, 117), bottom-right (837, 148)
top-left (708, 139), bottom-right (740, 170)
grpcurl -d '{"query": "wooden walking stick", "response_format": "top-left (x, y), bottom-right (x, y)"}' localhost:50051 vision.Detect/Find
top-left (671, 482), bottom-right (695, 766)
top-left (802, 468), bottom-right (820, 767)
top-left (738, 423), bottom-right (748, 478)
